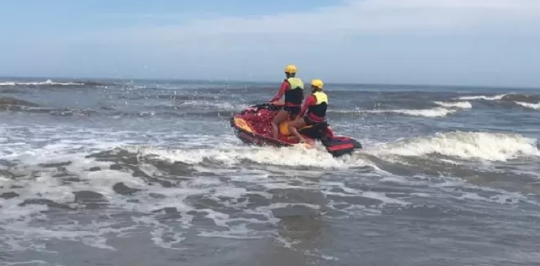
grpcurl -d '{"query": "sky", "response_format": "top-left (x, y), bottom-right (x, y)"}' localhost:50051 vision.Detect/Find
top-left (1, 0), bottom-right (540, 87)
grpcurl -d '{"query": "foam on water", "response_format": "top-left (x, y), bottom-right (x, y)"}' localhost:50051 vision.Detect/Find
top-left (457, 94), bottom-right (506, 101)
top-left (2, 260), bottom-right (57, 266)
top-left (356, 107), bottom-right (458, 117)
top-left (0, 126), bottom-right (391, 253)
top-left (178, 100), bottom-right (247, 111)
top-left (1, 218), bottom-right (122, 252)
top-left (377, 170), bottom-right (540, 211)
top-left (1, 79), bottom-right (540, 264)
top-left (515, 101), bottom-right (540, 110)
top-left (370, 131), bottom-right (540, 162)
top-left (434, 100), bottom-right (473, 109)
top-left (387, 107), bottom-right (457, 117)
top-left (132, 144), bottom-right (372, 169)
top-left (0, 80), bottom-right (83, 86)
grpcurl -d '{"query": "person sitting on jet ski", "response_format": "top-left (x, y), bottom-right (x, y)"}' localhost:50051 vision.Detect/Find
top-left (288, 79), bottom-right (327, 143)
top-left (269, 64), bottom-right (305, 139)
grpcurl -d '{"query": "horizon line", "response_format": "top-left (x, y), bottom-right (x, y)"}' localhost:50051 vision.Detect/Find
top-left (1, 74), bottom-right (538, 90)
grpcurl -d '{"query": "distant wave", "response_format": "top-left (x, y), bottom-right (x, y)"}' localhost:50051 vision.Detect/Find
top-left (433, 101), bottom-right (472, 109)
top-left (334, 107), bottom-right (457, 118)
top-left (457, 93), bottom-right (540, 104)
top-left (455, 93), bottom-right (540, 111)
top-left (502, 94), bottom-right (540, 103)
top-left (457, 94), bottom-right (506, 101)
top-left (372, 107), bottom-right (456, 118)
top-left (0, 79), bottom-right (83, 86)
top-left (372, 131), bottom-right (539, 162)
top-left (0, 99), bottom-right (236, 119)
top-left (332, 98), bottom-right (475, 118)
top-left (0, 79), bottom-right (112, 87)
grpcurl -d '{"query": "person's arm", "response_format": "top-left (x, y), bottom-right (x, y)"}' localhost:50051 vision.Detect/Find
top-left (299, 95), bottom-right (315, 117)
top-left (270, 80), bottom-right (289, 102)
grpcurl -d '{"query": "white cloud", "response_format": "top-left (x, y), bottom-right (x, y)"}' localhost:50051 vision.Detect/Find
top-left (139, 0), bottom-right (539, 36)
top-left (40, 0), bottom-right (540, 85)
top-left (79, 0), bottom-right (540, 43)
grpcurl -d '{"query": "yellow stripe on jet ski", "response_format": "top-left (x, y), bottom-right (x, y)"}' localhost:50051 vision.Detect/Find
top-left (234, 118), bottom-right (253, 133)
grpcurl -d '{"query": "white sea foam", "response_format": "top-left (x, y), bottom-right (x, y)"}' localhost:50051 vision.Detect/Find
top-left (457, 94), bottom-right (506, 101)
top-left (433, 178), bottom-right (540, 208)
top-left (338, 107), bottom-right (457, 117)
top-left (132, 144), bottom-right (362, 169)
top-left (515, 101), bottom-right (540, 110)
top-left (2, 219), bottom-right (120, 251)
top-left (0, 129), bottom-right (383, 253)
top-left (1, 123), bottom-right (537, 256)
top-left (361, 191), bottom-right (410, 206)
top-left (3, 260), bottom-right (54, 266)
top-left (0, 79), bottom-right (83, 86)
top-left (178, 100), bottom-right (247, 111)
top-left (388, 107), bottom-right (457, 117)
top-left (372, 131), bottom-right (540, 162)
top-left (434, 101), bottom-right (473, 109)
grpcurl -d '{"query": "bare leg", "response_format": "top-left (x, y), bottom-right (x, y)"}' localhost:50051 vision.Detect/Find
top-left (289, 112), bottom-right (298, 121)
top-left (271, 109), bottom-right (289, 139)
top-left (288, 117), bottom-right (307, 143)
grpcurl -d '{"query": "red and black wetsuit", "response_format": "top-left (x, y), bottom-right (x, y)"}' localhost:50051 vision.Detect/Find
top-left (299, 90), bottom-right (328, 125)
top-left (270, 78), bottom-right (304, 117)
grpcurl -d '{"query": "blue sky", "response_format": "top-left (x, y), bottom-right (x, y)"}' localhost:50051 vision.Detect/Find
top-left (1, 0), bottom-right (540, 87)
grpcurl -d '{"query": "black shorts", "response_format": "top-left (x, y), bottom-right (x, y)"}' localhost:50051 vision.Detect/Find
top-left (283, 106), bottom-right (301, 117)
top-left (303, 116), bottom-right (322, 126)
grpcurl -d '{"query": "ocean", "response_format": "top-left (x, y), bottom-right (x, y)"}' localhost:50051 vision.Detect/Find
top-left (0, 77), bottom-right (539, 266)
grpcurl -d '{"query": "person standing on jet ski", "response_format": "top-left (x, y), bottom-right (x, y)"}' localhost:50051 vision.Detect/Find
top-left (269, 64), bottom-right (305, 139)
top-left (288, 79), bottom-right (327, 143)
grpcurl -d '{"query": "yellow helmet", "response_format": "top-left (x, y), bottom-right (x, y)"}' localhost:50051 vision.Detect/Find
top-left (311, 79), bottom-right (324, 89)
top-left (284, 64), bottom-right (297, 74)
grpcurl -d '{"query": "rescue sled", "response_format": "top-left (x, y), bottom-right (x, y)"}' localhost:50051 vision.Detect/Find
top-left (230, 103), bottom-right (362, 157)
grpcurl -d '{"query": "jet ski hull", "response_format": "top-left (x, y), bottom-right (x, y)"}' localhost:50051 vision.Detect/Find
top-left (230, 103), bottom-right (362, 157)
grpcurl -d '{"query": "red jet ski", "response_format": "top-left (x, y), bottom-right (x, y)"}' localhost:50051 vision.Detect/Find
top-left (230, 103), bottom-right (362, 157)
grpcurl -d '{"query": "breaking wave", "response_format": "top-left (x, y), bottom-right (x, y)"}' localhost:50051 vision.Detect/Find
top-left (371, 131), bottom-right (540, 162)
top-left (454, 93), bottom-right (540, 111)
top-left (502, 94), bottom-right (540, 103)
top-left (130, 145), bottom-right (368, 170)
top-left (121, 130), bottom-right (540, 168)
top-left (434, 101), bottom-right (472, 109)
top-left (457, 94), bottom-right (506, 101)
top-left (378, 108), bottom-right (456, 117)
top-left (515, 101), bottom-right (540, 110)
top-left (0, 79), bottom-right (111, 87)
top-left (337, 99), bottom-right (477, 118)
top-left (349, 107), bottom-right (457, 118)
top-left (0, 79), bottom-right (83, 86)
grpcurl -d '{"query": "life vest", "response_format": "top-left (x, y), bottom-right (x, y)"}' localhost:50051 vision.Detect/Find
top-left (307, 91), bottom-right (328, 118)
top-left (284, 77), bottom-right (304, 105)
